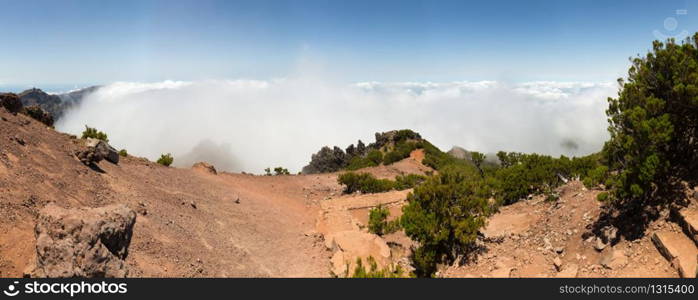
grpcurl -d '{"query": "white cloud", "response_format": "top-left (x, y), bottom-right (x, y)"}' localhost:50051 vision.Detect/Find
top-left (56, 78), bottom-right (617, 173)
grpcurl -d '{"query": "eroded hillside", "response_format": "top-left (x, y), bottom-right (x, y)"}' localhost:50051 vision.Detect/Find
top-left (0, 106), bottom-right (695, 278)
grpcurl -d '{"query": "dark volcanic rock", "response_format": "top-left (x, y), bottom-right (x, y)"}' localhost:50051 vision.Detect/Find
top-left (0, 93), bottom-right (23, 113)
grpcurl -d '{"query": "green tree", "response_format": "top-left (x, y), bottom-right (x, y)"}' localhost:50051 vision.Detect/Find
top-left (603, 35), bottom-right (698, 210)
top-left (470, 151), bottom-right (486, 177)
top-left (400, 168), bottom-right (490, 277)
top-left (368, 205), bottom-right (390, 236)
top-left (273, 167), bottom-right (290, 175)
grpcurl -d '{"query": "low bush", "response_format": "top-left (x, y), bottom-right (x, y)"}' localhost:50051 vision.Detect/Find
top-left (394, 174), bottom-right (427, 190)
top-left (81, 125), bottom-right (109, 142)
top-left (382, 141), bottom-right (418, 165)
top-left (338, 172), bottom-right (394, 194)
top-left (118, 149), bottom-right (128, 157)
top-left (368, 205), bottom-right (401, 236)
top-left (351, 256), bottom-right (405, 278)
top-left (157, 153), bottom-right (173, 166)
top-left (273, 167), bottom-right (290, 175)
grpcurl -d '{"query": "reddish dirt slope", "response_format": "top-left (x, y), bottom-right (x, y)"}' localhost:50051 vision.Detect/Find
top-left (0, 109), bottom-right (333, 277)
top-left (0, 108), bottom-right (429, 277)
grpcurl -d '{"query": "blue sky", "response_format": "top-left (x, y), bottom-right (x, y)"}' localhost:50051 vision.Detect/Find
top-left (1, 0), bottom-right (696, 88)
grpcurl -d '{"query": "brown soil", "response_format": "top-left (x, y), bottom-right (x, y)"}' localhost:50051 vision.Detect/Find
top-left (0, 107), bottom-right (691, 278)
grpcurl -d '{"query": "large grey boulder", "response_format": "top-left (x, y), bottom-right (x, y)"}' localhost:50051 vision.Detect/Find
top-left (85, 138), bottom-right (119, 164)
top-left (76, 138), bottom-right (119, 166)
top-left (28, 203), bottom-right (136, 278)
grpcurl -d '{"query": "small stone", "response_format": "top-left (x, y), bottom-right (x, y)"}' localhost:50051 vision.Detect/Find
top-left (594, 238), bottom-right (607, 251)
top-left (553, 257), bottom-right (563, 271)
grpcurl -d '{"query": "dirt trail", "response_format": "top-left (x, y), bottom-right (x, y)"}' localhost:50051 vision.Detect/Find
top-left (0, 108), bottom-right (426, 277)
top-left (0, 107), bottom-right (691, 278)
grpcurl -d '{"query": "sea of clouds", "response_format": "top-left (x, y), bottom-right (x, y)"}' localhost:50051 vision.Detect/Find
top-left (56, 78), bottom-right (617, 173)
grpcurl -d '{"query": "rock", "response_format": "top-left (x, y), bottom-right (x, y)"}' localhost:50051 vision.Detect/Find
top-left (652, 231), bottom-right (697, 278)
top-left (556, 263), bottom-right (579, 278)
top-left (594, 237), bottom-right (607, 251)
top-left (192, 162), bottom-right (217, 175)
top-left (23, 105), bottom-right (54, 127)
top-left (0, 93), bottom-right (23, 113)
top-left (600, 249), bottom-right (628, 269)
top-left (29, 204), bottom-right (136, 278)
top-left (601, 225), bottom-right (619, 244)
top-left (490, 258), bottom-right (513, 277)
top-left (76, 139), bottom-right (119, 166)
top-left (555, 246), bottom-right (565, 254)
top-left (85, 138), bottom-right (119, 164)
top-left (12, 135), bottom-right (25, 146)
top-left (190, 201), bottom-right (197, 209)
top-left (330, 250), bottom-right (347, 277)
top-left (324, 231), bottom-right (392, 276)
top-left (136, 203), bottom-right (147, 216)
top-left (553, 257), bottom-right (563, 271)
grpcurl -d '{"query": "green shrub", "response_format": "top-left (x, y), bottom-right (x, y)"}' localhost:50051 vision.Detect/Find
top-left (582, 165), bottom-right (609, 188)
top-left (81, 125), bottom-right (108, 142)
top-left (273, 167), bottom-right (290, 175)
top-left (366, 149), bottom-right (384, 165)
top-left (337, 172), bottom-right (394, 194)
top-left (264, 168), bottom-right (271, 176)
top-left (346, 156), bottom-right (378, 170)
top-left (394, 174), bottom-right (427, 190)
top-left (118, 149), bottom-right (128, 157)
top-left (368, 205), bottom-right (401, 236)
top-left (351, 256), bottom-right (405, 278)
top-left (597, 192), bottom-right (610, 202)
top-left (338, 172), bottom-right (426, 194)
top-left (368, 205), bottom-right (390, 235)
top-left (602, 35), bottom-right (698, 209)
top-left (382, 141), bottom-right (418, 165)
top-left (156, 153), bottom-right (173, 166)
top-left (400, 168), bottom-right (491, 277)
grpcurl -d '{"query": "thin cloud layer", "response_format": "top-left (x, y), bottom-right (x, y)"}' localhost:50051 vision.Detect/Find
top-left (56, 79), bottom-right (617, 173)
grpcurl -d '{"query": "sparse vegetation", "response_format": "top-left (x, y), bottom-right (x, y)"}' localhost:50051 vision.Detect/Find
top-left (338, 172), bottom-right (426, 194)
top-left (118, 149), bottom-right (128, 157)
top-left (157, 153), bottom-right (174, 167)
top-left (338, 172), bottom-right (394, 194)
top-left (273, 167), bottom-right (290, 175)
top-left (351, 256), bottom-right (405, 278)
top-left (400, 167), bottom-right (491, 277)
top-left (368, 205), bottom-right (401, 236)
top-left (81, 125), bottom-right (109, 142)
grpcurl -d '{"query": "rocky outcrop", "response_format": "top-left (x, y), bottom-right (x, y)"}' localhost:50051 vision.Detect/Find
top-left (76, 138), bottom-right (119, 166)
top-left (192, 162), bottom-right (218, 175)
top-left (652, 231), bottom-right (697, 278)
top-left (324, 231), bottom-right (392, 277)
top-left (302, 129), bottom-right (424, 174)
top-left (27, 204), bottom-right (137, 278)
top-left (447, 146), bottom-right (469, 160)
top-left (0, 93), bottom-right (23, 113)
